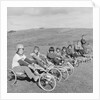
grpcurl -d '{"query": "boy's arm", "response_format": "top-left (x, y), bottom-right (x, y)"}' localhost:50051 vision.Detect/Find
top-left (18, 59), bottom-right (36, 71)
top-left (18, 59), bottom-right (29, 66)
top-left (39, 54), bottom-right (47, 62)
top-left (30, 53), bottom-right (41, 61)
top-left (40, 54), bottom-right (46, 58)
top-left (24, 58), bottom-right (35, 64)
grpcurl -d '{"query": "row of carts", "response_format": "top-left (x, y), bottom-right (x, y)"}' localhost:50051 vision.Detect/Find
top-left (7, 44), bottom-right (93, 92)
top-left (7, 59), bottom-right (75, 92)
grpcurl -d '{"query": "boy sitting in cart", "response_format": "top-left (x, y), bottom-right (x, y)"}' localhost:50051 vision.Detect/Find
top-left (12, 44), bottom-right (40, 82)
top-left (74, 40), bottom-right (85, 57)
top-left (66, 44), bottom-right (79, 67)
top-left (55, 47), bottom-right (62, 56)
top-left (61, 46), bottom-right (69, 59)
top-left (47, 47), bottom-right (64, 65)
top-left (30, 46), bottom-right (53, 69)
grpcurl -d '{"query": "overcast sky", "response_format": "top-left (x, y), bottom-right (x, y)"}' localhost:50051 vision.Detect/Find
top-left (7, 7), bottom-right (93, 31)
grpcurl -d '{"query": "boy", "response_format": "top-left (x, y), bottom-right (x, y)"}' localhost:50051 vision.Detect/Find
top-left (74, 40), bottom-right (85, 57)
top-left (55, 47), bottom-right (61, 56)
top-left (30, 46), bottom-right (50, 69)
top-left (81, 35), bottom-right (86, 46)
top-left (47, 47), bottom-right (63, 65)
top-left (12, 44), bottom-right (39, 82)
top-left (61, 46), bottom-right (68, 59)
top-left (66, 44), bottom-right (78, 59)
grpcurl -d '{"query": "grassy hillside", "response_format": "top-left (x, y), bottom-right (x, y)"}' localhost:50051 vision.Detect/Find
top-left (7, 28), bottom-right (93, 93)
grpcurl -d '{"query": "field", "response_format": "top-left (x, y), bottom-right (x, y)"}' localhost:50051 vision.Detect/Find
top-left (7, 28), bottom-right (93, 93)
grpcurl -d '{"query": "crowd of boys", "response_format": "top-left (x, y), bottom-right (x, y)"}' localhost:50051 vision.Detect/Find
top-left (11, 35), bottom-right (87, 82)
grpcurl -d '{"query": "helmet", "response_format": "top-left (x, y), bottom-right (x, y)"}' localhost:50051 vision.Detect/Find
top-left (49, 47), bottom-right (54, 52)
top-left (16, 44), bottom-right (24, 51)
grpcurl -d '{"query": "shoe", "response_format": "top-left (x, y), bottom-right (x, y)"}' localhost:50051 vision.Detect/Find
top-left (34, 75), bottom-right (39, 82)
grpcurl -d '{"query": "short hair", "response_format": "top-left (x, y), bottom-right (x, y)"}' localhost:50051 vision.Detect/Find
top-left (68, 45), bottom-right (72, 48)
top-left (16, 48), bottom-right (24, 54)
top-left (49, 47), bottom-right (55, 52)
top-left (62, 46), bottom-right (67, 50)
top-left (33, 46), bottom-right (40, 51)
top-left (56, 47), bottom-right (61, 51)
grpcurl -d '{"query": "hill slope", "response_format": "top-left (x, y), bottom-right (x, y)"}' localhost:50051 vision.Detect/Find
top-left (7, 28), bottom-right (93, 93)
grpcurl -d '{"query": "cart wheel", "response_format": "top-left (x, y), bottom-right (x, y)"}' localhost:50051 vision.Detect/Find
top-left (7, 69), bottom-right (17, 85)
top-left (61, 69), bottom-right (69, 81)
top-left (49, 68), bottom-right (62, 82)
top-left (67, 67), bottom-right (74, 76)
top-left (74, 61), bottom-right (79, 67)
top-left (38, 73), bottom-right (56, 92)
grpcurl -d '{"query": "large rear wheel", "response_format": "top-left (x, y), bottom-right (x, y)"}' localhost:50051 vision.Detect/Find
top-left (7, 69), bottom-right (17, 85)
top-left (38, 73), bottom-right (56, 92)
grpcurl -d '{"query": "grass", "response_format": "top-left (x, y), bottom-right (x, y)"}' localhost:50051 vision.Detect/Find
top-left (7, 28), bottom-right (93, 93)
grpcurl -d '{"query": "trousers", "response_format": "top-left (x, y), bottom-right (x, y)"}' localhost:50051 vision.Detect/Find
top-left (13, 66), bottom-right (36, 79)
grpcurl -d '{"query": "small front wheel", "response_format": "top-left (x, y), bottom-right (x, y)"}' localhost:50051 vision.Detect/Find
top-left (49, 68), bottom-right (62, 82)
top-left (61, 69), bottom-right (69, 81)
top-left (38, 73), bottom-right (56, 92)
top-left (74, 61), bottom-right (79, 67)
top-left (64, 62), bottom-right (74, 76)
top-left (67, 67), bottom-right (74, 76)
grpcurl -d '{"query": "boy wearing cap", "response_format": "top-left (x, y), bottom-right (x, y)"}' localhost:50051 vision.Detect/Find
top-left (12, 44), bottom-right (39, 81)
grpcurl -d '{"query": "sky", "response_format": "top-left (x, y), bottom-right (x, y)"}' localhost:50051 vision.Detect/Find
top-left (7, 7), bottom-right (93, 31)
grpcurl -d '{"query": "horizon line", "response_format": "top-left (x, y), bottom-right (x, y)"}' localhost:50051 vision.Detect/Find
top-left (7, 27), bottom-right (93, 32)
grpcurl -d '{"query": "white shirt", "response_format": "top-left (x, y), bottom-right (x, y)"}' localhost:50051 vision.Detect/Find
top-left (12, 53), bottom-right (26, 68)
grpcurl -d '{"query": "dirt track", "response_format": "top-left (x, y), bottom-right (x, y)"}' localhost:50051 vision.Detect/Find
top-left (7, 28), bottom-right (93, 93)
